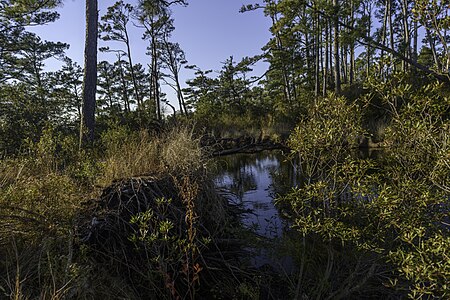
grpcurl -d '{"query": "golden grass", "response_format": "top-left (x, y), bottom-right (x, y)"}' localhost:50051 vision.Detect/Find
top-left (98, 130), bottom-right (161, 186)
top-left (161, 127), bottom-right (204, 175)
top-left (0, 124), bottom-right (225, 299)
top-left (97, 126), bottom-right (206, 185)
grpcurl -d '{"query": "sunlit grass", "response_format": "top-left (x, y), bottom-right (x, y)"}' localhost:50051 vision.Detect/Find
top-left (0, 124), bottom-right (231, 298)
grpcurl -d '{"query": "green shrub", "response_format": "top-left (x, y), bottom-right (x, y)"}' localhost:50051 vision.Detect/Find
top-left (279, 83), bottom-right (450, 298)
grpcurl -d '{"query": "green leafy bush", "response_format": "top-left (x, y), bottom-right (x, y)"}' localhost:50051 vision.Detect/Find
top-left (279, 83), bottom-right (450, 298)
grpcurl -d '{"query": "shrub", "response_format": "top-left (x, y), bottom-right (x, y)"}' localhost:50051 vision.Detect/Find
top-left (279, 83), bottom-right (450, 298)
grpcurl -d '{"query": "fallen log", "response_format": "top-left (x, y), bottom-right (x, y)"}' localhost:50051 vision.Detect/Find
top-left (212, 142), bottom-right (289, 157)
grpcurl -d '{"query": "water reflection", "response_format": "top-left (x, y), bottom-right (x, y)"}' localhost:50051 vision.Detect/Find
top-left (214, 151), bottom-right (299, 238)
top-left (213, 149), bottom-right (383, 239)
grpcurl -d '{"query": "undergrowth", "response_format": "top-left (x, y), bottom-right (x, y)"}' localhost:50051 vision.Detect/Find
top-left (278, 83), bottom-right (450, 299)
top-left (0, 125), bottom-right (247, 299)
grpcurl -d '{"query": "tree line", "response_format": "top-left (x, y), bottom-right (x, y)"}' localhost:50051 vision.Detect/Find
top-left (0, 0), bottom-right (188, 152)
top-left (182, 0), bottom-right (450, 134)
top-left (1, 0), bottom-right (449, 151)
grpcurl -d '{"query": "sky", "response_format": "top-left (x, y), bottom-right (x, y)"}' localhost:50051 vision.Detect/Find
top-left (30, 0), bottom-right (272, 107)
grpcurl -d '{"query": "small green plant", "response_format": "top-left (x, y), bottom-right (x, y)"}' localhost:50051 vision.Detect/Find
top-left (129, 193), bottom-right (204, 299)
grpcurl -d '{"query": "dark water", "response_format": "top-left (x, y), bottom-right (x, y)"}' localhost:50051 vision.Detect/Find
top-left (213, 149), bottom-right (386, 235)
top-left (213, 151), bottom-right (300, 270)
top-left (214, 150), bottom-right (298, 238)
top-left (212, 150), bottom-right (386, 269)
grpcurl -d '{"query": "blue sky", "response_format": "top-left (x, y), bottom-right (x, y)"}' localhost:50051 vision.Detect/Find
top-left (30, 0), bottom-right (272, 107)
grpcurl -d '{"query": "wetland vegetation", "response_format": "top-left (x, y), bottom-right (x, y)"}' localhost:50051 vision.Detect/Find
top-left (1, 0), bottom-right (449, 299)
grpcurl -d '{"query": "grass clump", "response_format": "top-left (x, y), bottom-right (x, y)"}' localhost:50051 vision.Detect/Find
top-left (98, 128), bottom-right (161, 185)
top-left (0, 130), bottom-right (87, 299)
top-left (98, 126), bottom-right (205, 184)
top-left (0, 124), bottom-right (245, 299)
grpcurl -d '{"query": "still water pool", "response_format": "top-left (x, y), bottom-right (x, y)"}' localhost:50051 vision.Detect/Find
top-left (213, 150), bottom-right (301, 270)
top-left (213, 150), bottom-right (298, 238)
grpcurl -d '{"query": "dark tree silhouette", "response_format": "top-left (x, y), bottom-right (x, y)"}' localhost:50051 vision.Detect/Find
top-left (81, 0), bottom-right (98, 145)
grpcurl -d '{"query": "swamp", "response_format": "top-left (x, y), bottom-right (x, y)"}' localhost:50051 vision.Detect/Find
top-left (1, 0), bottom-right (449, 299)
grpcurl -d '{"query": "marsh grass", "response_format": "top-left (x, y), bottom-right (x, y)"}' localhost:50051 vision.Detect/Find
top-left (98, 129), bottom-right (161, 186)
top-left (0, 124), bottom-right (246, 299)
top-left (0, 134), bottom-right (87, 298)
top-left (98, 126), bottom-right (206, 184)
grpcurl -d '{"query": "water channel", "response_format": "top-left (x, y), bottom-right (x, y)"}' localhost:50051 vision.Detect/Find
top-left (213, 150), bottom-right (300, 270)
top-left (214, 151), bottom-right (295, 236)
top-left (212, 149), bottom-right (383, 271)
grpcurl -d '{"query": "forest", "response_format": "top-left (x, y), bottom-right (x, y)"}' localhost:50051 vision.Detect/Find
top-left (0, 0), bottom-right (449, 299)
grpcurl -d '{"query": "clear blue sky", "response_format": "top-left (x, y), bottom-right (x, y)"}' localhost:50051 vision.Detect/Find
top-left (30, 0), bottom-right (272, 108)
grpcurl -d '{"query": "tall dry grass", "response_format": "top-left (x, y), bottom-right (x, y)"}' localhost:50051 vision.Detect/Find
top-left (98, 126), bottom-right (206, 185)
top-left (0, 130), bottom-right (86, 299)
top-left (0, 124), bottom-right (229, 299)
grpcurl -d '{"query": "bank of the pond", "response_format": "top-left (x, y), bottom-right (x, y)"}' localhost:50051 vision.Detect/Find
top-left (202, 134), bottom-right (386, 158)
top-left (201, 135), bottom-right (289, 157)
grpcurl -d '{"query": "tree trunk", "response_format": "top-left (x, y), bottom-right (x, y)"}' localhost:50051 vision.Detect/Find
top-left (349, 0), bottom-right (354, 84)
top-left (427, 28), bottom-right (442, 71)
top-left (380, 0), bottom-right (388, 77)
top-left (315, 13), bottom-right (320, 97)
top-left (151, 34), bottom-right (161, 121)
top-left (124, 29), bottom-right (142, 109)
top-left (387, 0), bottom-right (395, 72)
top-left (174, 72), bottom-right (187, 114)
top-left (323, 18), bottom-right (328, 96)
top-left (163, 37), bottom-right (186, 115)
top-left (413, 19), bottom-right (418, 63)
top-left (366, 2), bottom-right (372, 78)
top-left (270, 12), bottom-right (292, 103)
top-left (81, 0), bottom-right (98, 146)
top-left (350, 43), bottom-right (354, 84)
top-left (333, 0), bottom-right (341, 94)
top-left (305, 31), bottom-right (311, 88)
top-left (342, 45), bottom-right (347, 84)
top-left (446, 9), bottom-right (449, 73)
top-left (329, 13), bottom-right (334, 88)
top-left (118, 60), bottom-right (130, 112)
top-left (401, 0), bottom-right (410, 72)
top-left (102, 63), bottom-right (114, 110)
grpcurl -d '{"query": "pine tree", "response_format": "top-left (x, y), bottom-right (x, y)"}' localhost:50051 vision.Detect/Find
top-left (81, 0), bottom-right (98, 145)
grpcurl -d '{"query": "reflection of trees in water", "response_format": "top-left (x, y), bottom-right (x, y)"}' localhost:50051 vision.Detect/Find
top-left (216, 150), bottom-right (371, 207)
top-left (215, 150), bottom-right (303, 204)
top-left (267, 150), bottom-right (376, 206)
top-left (215, 153), bottom-right (259, 201)
top-left (267, 153), bottom-right (301, 198)
top-left (230, 170), bottom-right (257, 201)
